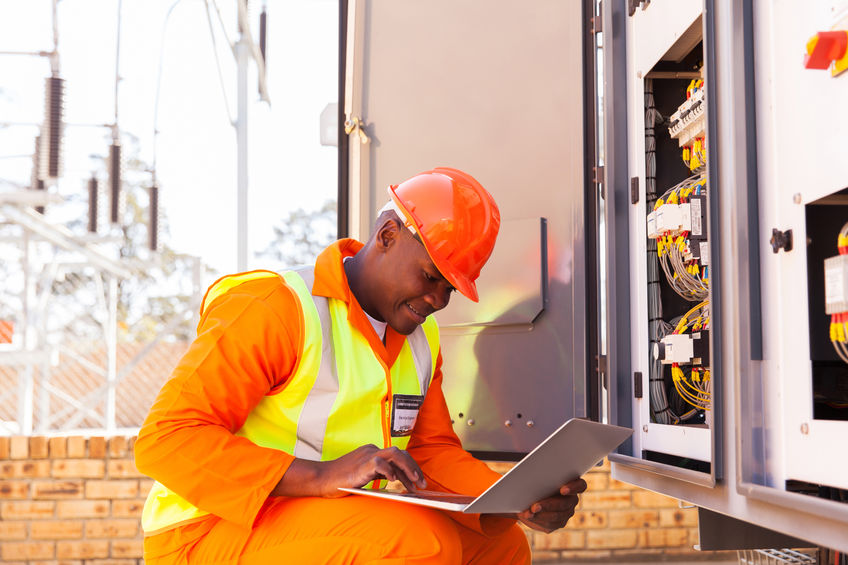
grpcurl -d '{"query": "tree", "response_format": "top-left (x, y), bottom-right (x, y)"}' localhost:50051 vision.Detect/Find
top-left (255, 199), bottom-right (337, 269)
top-left (57, 133), bottom-right (209, 342)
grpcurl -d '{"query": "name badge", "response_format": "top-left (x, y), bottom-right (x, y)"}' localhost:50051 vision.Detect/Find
top-left (391, 394), bottom-right (424, 437)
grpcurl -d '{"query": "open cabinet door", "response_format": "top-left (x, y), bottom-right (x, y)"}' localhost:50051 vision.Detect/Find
top-left (341, 0), bottom-right (597, 457)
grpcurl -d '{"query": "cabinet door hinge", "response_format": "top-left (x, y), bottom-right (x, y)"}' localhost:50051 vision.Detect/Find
top-left (590, 15), bottom-right (602, 34)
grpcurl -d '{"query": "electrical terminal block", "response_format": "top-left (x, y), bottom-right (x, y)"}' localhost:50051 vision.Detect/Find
top-left (689, 240), bottom-right (710, 265)
top-left (654, 202), bottom-right (691, 237)
top-left (653, 331), bottom-right (710, 365)
top-left (667, 87), bottom-right (705, 146)
top-left (824, 254), bottom-right (848, 314)
top-left (689, 194), bottom-right (707, 239)
top-left (647, 210), bottom-right (659, 239)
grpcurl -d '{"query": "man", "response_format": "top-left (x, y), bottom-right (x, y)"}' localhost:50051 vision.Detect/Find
top-left (135, 167), bottom-right (586, 564)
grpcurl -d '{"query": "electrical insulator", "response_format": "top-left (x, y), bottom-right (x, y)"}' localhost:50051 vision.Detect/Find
top-left (109, 143), bottom-right (122, 224)
top-left (31, 136), bottom-right (42, 191)
top-left (260, 5), bottom-right (267, 62)
top-left (41, 76), bottom-right (65, 179)
top-left (88, 176), bottom-right (99, 233)
top-left (148, 184), bottom-right (159, 252)
top-left (34, 179), bottom-right (45, 215)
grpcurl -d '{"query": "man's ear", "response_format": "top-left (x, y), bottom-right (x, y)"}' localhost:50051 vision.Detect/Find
top-left (375, 217), bottom-right (402, 252)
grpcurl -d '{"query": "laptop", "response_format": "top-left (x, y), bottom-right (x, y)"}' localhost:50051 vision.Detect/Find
top-left (338, 418), bottom-right (633, 514)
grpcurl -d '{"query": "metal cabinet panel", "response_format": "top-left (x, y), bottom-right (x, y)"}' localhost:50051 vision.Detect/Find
top-left (343, 0), bottom-right (591, 454)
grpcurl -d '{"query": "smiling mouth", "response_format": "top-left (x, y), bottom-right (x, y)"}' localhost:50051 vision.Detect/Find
top-left (406, 302), bottom-right (427, 322)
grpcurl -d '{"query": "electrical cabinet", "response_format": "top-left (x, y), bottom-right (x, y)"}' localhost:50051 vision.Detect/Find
top-left (604, 0), bottom-right (848, 552)
top-left (341, 0), bottom-right (848, 552)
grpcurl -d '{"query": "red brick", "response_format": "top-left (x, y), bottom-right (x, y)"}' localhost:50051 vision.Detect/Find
top-left (579, 491), bottom-right (631, 510)
top-left (85, 480), bottom-right (138, 499)
top-left (1, 500), bottom-right (55, 519)
top-left (1, 541), bottom-right (55, 560)
top-left (48, 436), bottom-right (68, 458)
top-left (32, 480), bottom-right (84, 499)
top-left (689, 527), bottom-right (700, 546)
top-left (568, 510), bottom-right (607, 529)
top-left (89, 437), bottom-right (107, 458)
top-left (111, 540), bottom-right (143, 558)
top-left (57, 499), bottom-right (111, 518)
top-left (107, 459), bottom-right (143, 478)
top-left (529, 550), bottom-right (561, 561)
top-left (108, 436), bottom-right (129, 458)
top-left (89, 560), bottom-right (138, 565)
top-left (659, 507), bottom-right (698, 527)
top-left (0, 436), bottom-right (10, 459)
top-left (52, 459), bottom-right (106, 479)
top-left (559, 549), bottom-right (613, 560)
top-left (608, 510), bottom-right (660, 529)
top-left (31, 520), bottom-right (84, 539)
top-left (614, 548), bottom-right (665, 560)
top-left (632, 490), bottom-right (679, 508)
top-left (29, 436), bottom-right (49, 459)
top-left (139, 479), bottom-right (155, 494)
top-left (0, 521), bottom-right (28, 540)
top-left (583, 472), bottom-right (609, 491)
top-left (0, 480), bottom-right (29, 499)
top-left (640, 527), bottom-right (691, 548)
top-left (608, 477), bottom-right (639, 490)
top-left (586, 529), bottom-right (638, 549)
top-left (85, 518), bottom-right (139, 538)
top-left (532, 529), bottom-right (585, 550)
top-left (57, 541), bottom-right (110, 559)
top-left (10, 436), bottom-right (29, 459)
top-left (1, 460), bottom-right (51, 478)
top-left (67, 437), bottom-right (87, 458)
top-left (112, 499), bottom-right (144, 518)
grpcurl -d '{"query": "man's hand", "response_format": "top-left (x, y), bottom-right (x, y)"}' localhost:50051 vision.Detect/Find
top-left (516, 478), bottom-right (587, 533)
top-left (273, 445), bottom-right (427, 498)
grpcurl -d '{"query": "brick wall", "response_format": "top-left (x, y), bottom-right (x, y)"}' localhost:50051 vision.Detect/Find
top-left (0, 436), bottom-right (727, 564)
top-left (0, 436), bottom-right (146, 564)
top-left (486, 461), bottom-right (722, 562)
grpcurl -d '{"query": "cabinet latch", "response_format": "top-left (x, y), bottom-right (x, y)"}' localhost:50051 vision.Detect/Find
top-left (770, 228), bottom-right (793, 254)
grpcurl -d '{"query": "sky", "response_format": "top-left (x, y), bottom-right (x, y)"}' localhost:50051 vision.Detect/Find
top-left (0, 0), bottom-right (339, 276)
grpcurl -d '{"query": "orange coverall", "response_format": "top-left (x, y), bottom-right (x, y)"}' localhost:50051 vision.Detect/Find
top-left (135, 239), bottom-right (530, 564)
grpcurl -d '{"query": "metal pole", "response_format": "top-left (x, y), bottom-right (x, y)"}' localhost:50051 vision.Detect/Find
top-left (114, 0), bottom-right (122, 127)
top-left (18, 233), bottom-right (34, 435)
top-left (236, 0), bottom-right (249, 272)
top-left (106, 275), bottom-right (118, 433)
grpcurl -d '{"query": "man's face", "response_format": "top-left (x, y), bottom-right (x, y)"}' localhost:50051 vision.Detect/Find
top-left (374, 225), bottom-right (455, 335)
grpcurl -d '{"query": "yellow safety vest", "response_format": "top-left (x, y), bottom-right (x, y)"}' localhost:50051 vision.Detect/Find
top-left (141, 268), bottom-right (440, 534)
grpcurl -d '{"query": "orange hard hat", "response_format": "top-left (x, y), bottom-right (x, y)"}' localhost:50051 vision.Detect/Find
top-left (388, 167), bottom-right (500, 302)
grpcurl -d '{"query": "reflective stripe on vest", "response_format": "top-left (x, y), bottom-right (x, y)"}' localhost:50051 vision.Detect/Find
top-left (141, 268), bottom-right (439, 534)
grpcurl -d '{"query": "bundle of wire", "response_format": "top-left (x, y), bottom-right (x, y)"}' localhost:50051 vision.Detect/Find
top-left (829, 221), bottom-right (848, 364)
top-left (645, 79), bottom-right (679, 425)
top-left (674, 79), bottom-right (706, 173)
top-left (653, 174), bottom-right (709, 301)
top-left (670, 300), bottom-right (711, 412)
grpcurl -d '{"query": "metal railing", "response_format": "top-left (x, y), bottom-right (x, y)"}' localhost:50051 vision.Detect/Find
top-left (737, 549), bottom-right (818, 565)
top-left (0, 201), bottom-right (202, 435)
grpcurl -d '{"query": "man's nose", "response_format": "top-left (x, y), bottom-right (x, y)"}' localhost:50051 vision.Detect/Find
top-left (426, 284), bottom-right (452, 311)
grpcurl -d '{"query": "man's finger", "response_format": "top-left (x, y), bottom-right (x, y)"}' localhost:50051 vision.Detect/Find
top-left (380, 448), bottom-right (427, 489)
top-left (560, 478), bottom-right (588, 496)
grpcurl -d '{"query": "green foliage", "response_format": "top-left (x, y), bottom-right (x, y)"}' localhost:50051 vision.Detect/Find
top-left (256, 199), bottom-right (337, 269)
